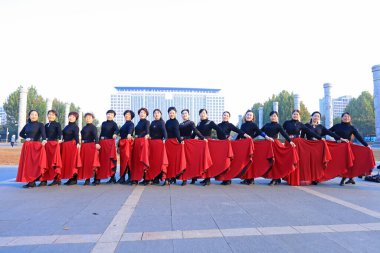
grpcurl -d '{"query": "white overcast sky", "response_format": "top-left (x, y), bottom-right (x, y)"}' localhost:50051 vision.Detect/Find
top-left (0, 0), bottom-right (379, 124)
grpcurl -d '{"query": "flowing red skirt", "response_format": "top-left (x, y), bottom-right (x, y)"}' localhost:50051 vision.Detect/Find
top-left (130, 138), bottom-right (149, 181)
top-left (97, 139), bottom-right (117, 179)
top-left (145, 139), bottom-right (168, 180)
top-left (165, 139), bottom-right (186, 179)
top-left (179, 139), bottom-right (213, 180)
top-left (319, 141), bottom-right (353, 181)
top-left (241, 140), bottom-right (274, 179)
top-left (60, 140), bottom-right (82, 179)
top-left (217, 138), bottom-right (254, 181)
top-left (78, 143), bottom-right (100, 180)
top-left (41, 140), bottom-right (62, 181)
top-left (342, 144), bottom-right (375, 178)
top-left (119, 139), bottom-right (133, 176)
top-left (266, 139), bottom-right (298, 179)
top-left (284, 139), bottom-right (331, 186)
top-left (203, 139), bottom-right (233, 178)
top-left (16, 141), bottom-right (47, 182)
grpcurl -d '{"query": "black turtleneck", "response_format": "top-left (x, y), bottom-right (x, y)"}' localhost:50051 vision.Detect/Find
top-left (217, 121), bottom-right (245, 139)
top-left (100, 120), bottom-right (119, 139)
top-left (19, 121), bottom-right (46, 141)
top-left (45, 121), bottom-right (62, 140)
top-left (329, 122), bottom-right (368, 146)
top-left (119, 120), bottom-right (134, 139)
top-left (62, 122), bottom-right (79, 144)
top-left (282, 119), bottom-right (321, 140)
top-left (301, 123), bottom-right (340, 141)
top-left (261, 122), bottom-right (291, 142)
top-left (179, 120), bottom-right (204, 140)
top-left (238, 121), bottom-right (265, 139)
top-left (192, 119), bottom-right (226, 140)
top-left (81, 123), bottom-right (98, 143)
top-left (149, 119), bottom-right (167, 140)
top-left (166, 118), bottom-right (182, 143)
top-left (135, 119), bottom-right (150, 138)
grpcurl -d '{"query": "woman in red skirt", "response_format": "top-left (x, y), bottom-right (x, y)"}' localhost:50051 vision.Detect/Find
top-left (117, 110), bottom-right (135, 184)
top-left (78, 113), bottom-right (100, 186)
top-left (62, 112), bottom-right (82, 186)
top-left (130, 108), bottom-right (150, 185)
top-left (16, 110), bottom-right (47, 188)
top-left (40, 110), bottom-right (62, 186)
top-left (95, 110), bottom-right (119, 185)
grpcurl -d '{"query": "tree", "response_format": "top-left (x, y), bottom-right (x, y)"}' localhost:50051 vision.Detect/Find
top-left (250, 90), bottom-right (310, 126)
top-left (344, 91), bottom-right (375, 136)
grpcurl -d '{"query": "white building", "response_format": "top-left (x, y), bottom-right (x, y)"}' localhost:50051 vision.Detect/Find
top-left (111, 87), bottom-right (225, 126)
top-left (319, 95), bottom-right (353, 119)
top-left (0, 106), bottom-right (6, 125)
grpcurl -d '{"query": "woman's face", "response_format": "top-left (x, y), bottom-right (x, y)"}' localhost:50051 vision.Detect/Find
top-left (85, 115), bottom-right (93, 124)
top-left (139, 110), bottom-right (147, 119)
top-left (68, 115), bottom-right (76, 123)
top-left (106, 112), bottom-right (115, 121)
top-left (270, 113), bottom-right (278, 123)
top-left (342, 114), bottom-right (351, 123)
top-left (292, 111), bottom-right (300, 121)
top-left (169, 110), bottom-right (176, 119)
top-left (125, 112), bottom-right (131, 121)
top-left (153, 111), bottom-right (161, 120)
top-left (199, 111), bottom-right (207, 120)
top-left (222, 112), bottom-right (230, 122)
top-left (47, 112), bottom-right (56, 122)
top-left (312, 113), bottom-right (320, 124)
top-left (245, 112), bottom-right (253, 122)
top-left (182, 111), bottom-right (189, 121)
top-left (29, 111), bottom-right (39, 122)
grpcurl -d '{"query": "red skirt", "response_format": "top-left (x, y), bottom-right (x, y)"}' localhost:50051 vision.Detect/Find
top-left (119, 139), bottom-right (133, 176)
top-left (343, 144), bottom-right (375, 178)
top-left (266, 139), bottom-right (298, 179)
top-left (180, 139), bottom-right (213, 180)
top-left (165, 139), bottom-right (186, 178)
top-left (319, 141), bottom-right (353, 181)
top-left (60, 140), bottom-right (82, 179)
top-left (97, 139), bottom-right (117, 179)
top-left (41, 140), bottom-right (62, 181)
top-left (284, 139), bottom-right (331, 186)
top-left (203, 139), bottom-right (233, 178)
top-left (78, 142), bottom-right (100, 180)
top-left (130, 138), bottom-right (149, 181)
top-left (16, 141), bottom-right (47, 182)
top-left (217, 138), bottom-right (254, 181)
top-left (241, 140), bottom-right (274, 179)
top-left (145, 139), bottom-right (168, 180)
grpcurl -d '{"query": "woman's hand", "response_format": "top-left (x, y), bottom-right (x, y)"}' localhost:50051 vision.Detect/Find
top-left (96, 144), bottom-right (101, 150)
top-left (290, 141), bottom-right (296, 147)
top-left (265, 136), bottom-right (274, 142)
top-left (42, 140), bottom-right (47, 146)
top-left (127, 134), bottom-right (132, 140)
top-left (244, 134), bottom-right (252, 139)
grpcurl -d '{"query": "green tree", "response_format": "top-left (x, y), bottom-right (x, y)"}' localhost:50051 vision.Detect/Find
top-left (344, 91), bottom-right (375, 136)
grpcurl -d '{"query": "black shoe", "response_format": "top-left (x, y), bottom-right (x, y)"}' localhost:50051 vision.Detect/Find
top-left (64, 178), bottom-right (72, 185)
top-left (181, 180), bottom-right (187, 186)
top-left (221, 180), bottom-right (231, 185)
top-left (84, 179), bottom-right (90, 186)
top-left (200, 179), bottom-right (206, 184)
top-left (144, 180), bottom-right (153, 186)
top-left (117, 176), bottom-right (125, 184)
top-left (153, 178), bottom-right (160, 185)
top-left (339, 178), bottom-right (345, 186)
top-left (201, 178), bottom-right (211, 186)
top-left (345, 178), bottom-right (355, 184)
top-left (92, 179), bottom-right (100, 185)
top-left (131, 180), bottom-right (138, 185)
top-left (38, 181), bottom-right (47, 187)
top-left (124, 178), bottom-right (131, 185)
top-left (48, 180), bottom-right (61, 186)
top-left (22, 182), bottom-right (36, 188)
top-left (311, 181), bottom-right (319, 185)
top-left (190, 178), bottom-right (197, 184)
top-left (162, 179), bottom-right (170, 186)
top-left (269, 179), bottom-right (278, 186)
top-left (170, 178), bottom-right (177, 184)
top-left (139, 180), bottom-right (147, 185)
top-left (240, 179), bottom-right (248, 185)
top-left (106, 175), bottom-right (116, 184)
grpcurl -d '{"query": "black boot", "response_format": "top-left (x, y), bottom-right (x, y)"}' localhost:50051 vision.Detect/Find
top-left (190, 178), bottom-right (197, 184)
top-left (92, 178), bottom-right (100, 185)
top-left (48, 179), bottom-right (61, 186)
top-left (117, 175), bottom-right (126, 184)
top-left (22, 182), bottom-right (36, 188)
top-left (84, 179), bottom-right (90, 186)
top-left (170, 178), bottom-right (177, 184)
top-left (345, 178), bottom-right (355, 184)
top-left (339, 177), bottom-right (346, 186)
top-left (181, 180), bottom-right (187, 186)
top-left (162, 179), bottom-right (170, 186)
top-left (201, 178), bottom-right (211, 186)
top-left (153, 177), bottom-right (160, 185)
top-left (106, 175), bottom-right (116, 184)
top-left (38, 181), bottom-right (47, 187)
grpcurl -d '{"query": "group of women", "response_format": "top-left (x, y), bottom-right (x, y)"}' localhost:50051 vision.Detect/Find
top-left (16, 106), bottom-right (375, 188)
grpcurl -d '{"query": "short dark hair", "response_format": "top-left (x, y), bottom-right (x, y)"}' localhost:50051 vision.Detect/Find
top-left (341, 112), bottom-right (350, 118)
top-left (311, 111), bottom-right (321, 117)
top-left (123, 110), bottom-right (135, 119)
top-left (168, 107), bottom-right (177, 113)
top-left (153, 109), bottom-right (162, 115)
top-left (106, 110), bottom-right (116, 116)
top-left (199, 108), bottom-right (208, 115)
top-left (181, 109), bottom-right (189, 114)
top-left (269, 111), bottom-right (278, 116)
top-left (84, 112), bottom-right (94, 118)
top-left (223, 111), bottom-right (231, 117)
top-left (27, 110), bottom-right (39, 123)
top-left (245, 110), bottom-right (256, 122)
top-left (47, 110), bottom-right (58, 117)
top-left (138, 107), bottom-right (149, 116)
top-left (292, 109), bottom-right (300, 114)
top-left (68, 112), bottom-right (79, 121)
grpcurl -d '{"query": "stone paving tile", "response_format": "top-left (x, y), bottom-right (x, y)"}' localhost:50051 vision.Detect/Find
top-left (115, 240), bottom-right (174, 253)
top-left (31, 243), bottom-right (95, 253)
top-left (172, 238), bottom-right (232, 253)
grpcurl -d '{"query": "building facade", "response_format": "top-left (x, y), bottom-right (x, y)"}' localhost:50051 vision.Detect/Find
top-left (0, 106), bottom-right (6, 126)
top-left (319, 95), bottom-right (353, 119)
top-left (111, 87), bottom-right (225, 126)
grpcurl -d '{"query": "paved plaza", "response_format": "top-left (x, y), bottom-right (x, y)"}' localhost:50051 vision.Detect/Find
top-left (1, 164), bottom-right (380, 253)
